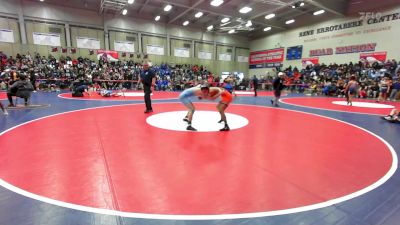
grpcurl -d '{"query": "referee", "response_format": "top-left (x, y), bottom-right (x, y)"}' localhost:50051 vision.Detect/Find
top-left (138, 62), bottom-right (156, 113)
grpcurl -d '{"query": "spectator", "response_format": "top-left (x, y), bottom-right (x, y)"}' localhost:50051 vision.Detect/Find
top-left (7, 73), bottom-right (34, 106)
top-left (389, 77), bottom-right (400, 101)
top-left (271, 72), bottom-right (285, 107)
top-left (378, 76), bottom-right (390, 102)
top-left (252, 75), bottom-right (259, 97)
top-left (71, 78), bottom-right (91, 97)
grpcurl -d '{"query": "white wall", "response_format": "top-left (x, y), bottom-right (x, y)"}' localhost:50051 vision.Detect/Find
top-left (105, 16), bottom-right (249, 47)
top-left (0, 0), bottom-right (249, 47)
top-left (250, 6), bottom-right (400, 76)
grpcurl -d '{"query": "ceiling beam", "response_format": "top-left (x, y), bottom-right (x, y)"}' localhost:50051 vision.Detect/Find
top-left (137, 0), bottom-right (151, 14)
top-left (167, 0), bottom-right (206, 24)
top-left (248, 0), bottom-right (299, 20)
top-left (160, 0), bottom-right (234, 20)
top-left (304, 0), bottom-right (345, 17)
top-left (160, 0), bottom-right (286, 30)
top-left (252, 20), bottom-right (286, 30)
top-left (100, 0), bottom-right (105, 13)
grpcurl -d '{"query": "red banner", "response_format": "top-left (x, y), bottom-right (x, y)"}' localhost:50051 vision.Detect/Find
top-left (97, 50), bottom-right (119, 62)
top-left (302, 57), bottom-right (319, 68)
top-left (360, 52), bottom-right (387, 63)
top-left (249, 48), bottom-right (284, 64)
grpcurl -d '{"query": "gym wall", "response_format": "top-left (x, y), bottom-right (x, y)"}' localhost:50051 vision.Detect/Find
top-left (250, 6), bottom-right (400, 76)
top-left (0, 0), bottom-right (250, 77)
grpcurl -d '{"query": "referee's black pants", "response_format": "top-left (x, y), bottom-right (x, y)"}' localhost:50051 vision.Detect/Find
top-left (144, 85), bottom-right (152, 111)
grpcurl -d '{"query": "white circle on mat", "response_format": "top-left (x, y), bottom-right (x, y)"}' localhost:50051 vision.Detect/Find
top-left (235, 91), bottom-right (254, 95)
top-left (332, 101), bottom-right (395, 109)
top-left (121, 92), bottom-right (153, 97)
top-left (146, 111), bottom-right (249, 132)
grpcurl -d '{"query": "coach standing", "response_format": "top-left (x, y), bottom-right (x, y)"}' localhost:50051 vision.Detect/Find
top-left (252, 75), bottom-right (259, 97)
top-left (271, 72), bottom-right (285, 107)
top-left (139, 62), bottom-right (156, 113)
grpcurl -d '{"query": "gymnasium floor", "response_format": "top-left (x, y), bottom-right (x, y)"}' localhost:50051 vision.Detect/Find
top-left (0, 91), bottom-right (399, 225)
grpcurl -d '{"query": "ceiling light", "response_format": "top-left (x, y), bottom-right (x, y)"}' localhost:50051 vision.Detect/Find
top-left (228, 29), bottom-right (235, 34)
top-left (313, 10), bottom-right (325, 15)
top-left (155, 15), bottom-right (160, 21)
top-left (265, 13), bottom-right (275, 19)
top-left (285, 19), bottom-right (295, 24)
top-left (245, 20), bottom-right (252, 27)
top-left (40, 0), bottom-right (44, 1)
top-left (127, 0), bottom-right (134, 4)
top-left (239, 6), bottom-right (252, 14)
top-left (164, 4), bottom-right (172, 11)
top-left (221, 17), bottom-right (230, 23)
top-left (183, 20), bottom-right (189, 26)
top-left (207, 25), bottom-right (214, 30)
top-left (122, 9), bottom-right (127, 15)
top-left (195, 12), bottom-right (203, 18)
top-left (210, 0), bottom-right (224, 7)
top-left (264, 27), bottom-right (271, 31)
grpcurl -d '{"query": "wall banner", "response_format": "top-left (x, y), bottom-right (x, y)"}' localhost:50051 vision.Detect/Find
top-left (360, 52), bottom-right (387, 63)
top-left (249, 48), bottom-right (284, 65)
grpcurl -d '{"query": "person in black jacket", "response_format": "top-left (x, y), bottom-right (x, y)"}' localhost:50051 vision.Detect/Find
top-left (271, 72), bottom-right (285, 107)
top-left (138, 62), bottom-right (156, 113)
top-left (7, 73), bottom-right (34, 107)
top-left (71, 78), bottom-right (91, 97)
top-left (252, 75), bottom-right (259, 97)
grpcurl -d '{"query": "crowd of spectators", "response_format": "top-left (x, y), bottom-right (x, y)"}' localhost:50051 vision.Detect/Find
top-left (1, 52), bottom-right (400, 101)
top-left (0, 52), bottom-right (222, 93)
top-left (266, 59), bottom-right (400, 101)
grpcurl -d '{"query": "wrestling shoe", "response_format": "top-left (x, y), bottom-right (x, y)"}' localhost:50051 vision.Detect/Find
top-left (220, 125), bottom-right (230, 131)
top-left (382, 116), bottom-right (393, 121)
top-left (186, 125), bottom-right (197, 131)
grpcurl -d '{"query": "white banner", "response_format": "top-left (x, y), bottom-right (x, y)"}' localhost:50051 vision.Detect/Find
top-left (0, 29), bottom-right (14, 43)
top-left (219, 53), bottom-right (231, 61)
top-left (146, 44), bottom-right (164, 55)
top-left (76, 37), bottom-right (101, 49)
top-left (174, 48), bottom-right (190, 58)
top-left (198, 50), bottom-right (212, 60)
top-left (114, 41), bottom-right (135, 53)
top-left (33, 32), bottom-right (61, 46)
top-left (237, 55), bottom-right (249, 63)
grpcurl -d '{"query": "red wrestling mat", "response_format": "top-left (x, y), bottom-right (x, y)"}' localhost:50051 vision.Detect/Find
top-left (0, 103), bottom-right (394, 218)
top-left (281, 97), bottom-right (400, 115)
top-left (58, 91), bottom-right (179, 101)
top-left (234, 91), bottom-right (287, 97)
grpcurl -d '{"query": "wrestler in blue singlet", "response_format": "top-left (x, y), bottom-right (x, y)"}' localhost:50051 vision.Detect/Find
top-left (179, 87), bottom-right (198, 106)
